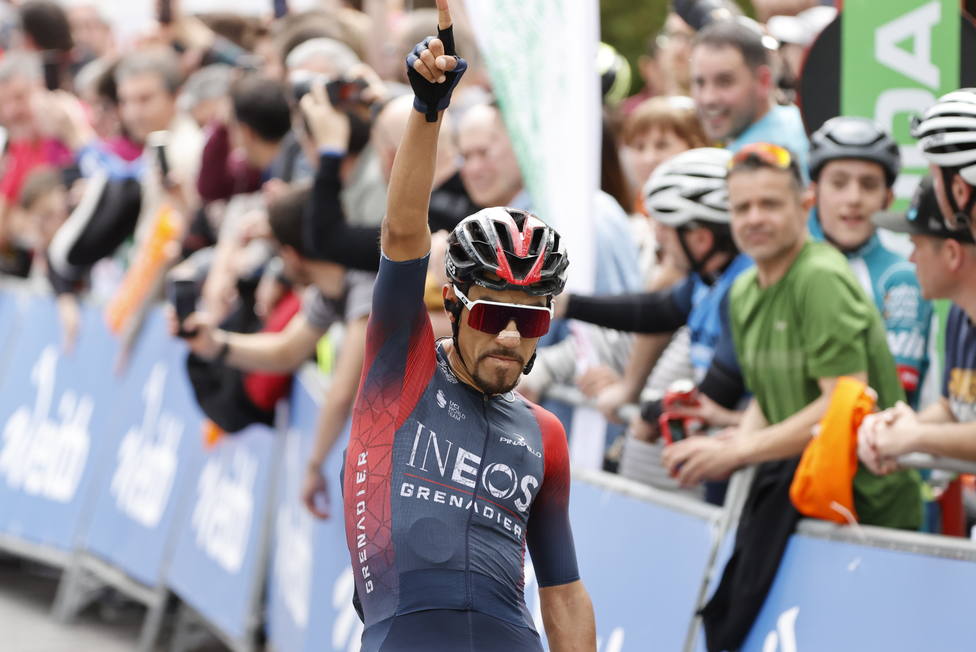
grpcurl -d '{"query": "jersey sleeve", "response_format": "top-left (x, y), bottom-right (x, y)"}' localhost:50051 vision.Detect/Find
top-left (359, 253), bottom-right (437, 417)
top-left (564, 278), bottom-right (692, 334)
top-left (526, 404), bottom-right (580, 588)
top-left (798, 267), bottom-right (873, 379)
top-left (879, 266), bottom-right (932, 401)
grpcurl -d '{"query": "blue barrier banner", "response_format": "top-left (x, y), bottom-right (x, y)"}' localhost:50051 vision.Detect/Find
top-left (82, 311), bottom-right (208, 587)
top-left (0, 288), bottom-right (24, 380)
top-left (0, 296), bottom-right (121, 551)
top-left (526, 480), bottom-right (715, 651)
top-left (166, 421), bottom-right (279, 641)
top-left (266, 381), bottom-right (363, 652)
top-left (741, 533), bottom-right (976, 651)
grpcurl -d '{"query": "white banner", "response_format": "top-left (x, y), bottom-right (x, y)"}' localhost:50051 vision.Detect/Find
top-left (464, 0), bottom-right (600, 294)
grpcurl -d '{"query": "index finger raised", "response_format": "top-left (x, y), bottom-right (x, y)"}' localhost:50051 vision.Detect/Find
top-left (436, 0), bottom-right (452, 29)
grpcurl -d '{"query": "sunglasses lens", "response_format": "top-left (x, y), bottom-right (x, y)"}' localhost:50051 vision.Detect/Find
top-left (468, 303), bottom-right (551, 338)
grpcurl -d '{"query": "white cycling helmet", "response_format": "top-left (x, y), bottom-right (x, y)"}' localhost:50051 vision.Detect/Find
top-left (911, 88), bottom-right (976, 186)
top-left (642, 147), bottom-right (733, 227)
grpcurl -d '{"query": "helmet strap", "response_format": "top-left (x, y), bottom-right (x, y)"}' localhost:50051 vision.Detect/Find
top-left (940, 167), bottom-right (976, 230)
top-left (444, 296), bottom-right (471, 373)
top-left (677, 226), bottom-right (733, 285)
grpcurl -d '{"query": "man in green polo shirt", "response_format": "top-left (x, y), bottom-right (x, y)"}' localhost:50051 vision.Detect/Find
top-left (663, 142), bottom-right (921, 529)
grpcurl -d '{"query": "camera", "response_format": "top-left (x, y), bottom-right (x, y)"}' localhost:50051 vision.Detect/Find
top-left (290, 72), bottom-right (368, 108)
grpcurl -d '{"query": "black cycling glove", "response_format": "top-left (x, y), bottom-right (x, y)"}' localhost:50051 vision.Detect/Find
top-left (406, 24), bottom-right (467, 122)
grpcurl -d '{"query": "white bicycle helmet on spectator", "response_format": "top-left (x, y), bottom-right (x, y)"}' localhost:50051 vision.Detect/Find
top-left (911, 88), bottom-right (976, 225)
top-left (642, 147), bottom-right (737, 279)
top-left (643, 147), bottom-right (732, 227)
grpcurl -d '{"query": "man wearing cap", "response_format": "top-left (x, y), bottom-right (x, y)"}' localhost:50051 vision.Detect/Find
top-left (860, 177), bottom-right (976, 471)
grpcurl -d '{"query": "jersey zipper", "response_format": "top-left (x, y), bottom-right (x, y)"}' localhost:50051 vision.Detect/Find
top-left (464, 395), bottom-right (492, 611)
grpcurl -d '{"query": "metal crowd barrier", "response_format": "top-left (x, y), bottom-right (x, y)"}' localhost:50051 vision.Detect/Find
top-left (0, 286), bottom-right (974, 651)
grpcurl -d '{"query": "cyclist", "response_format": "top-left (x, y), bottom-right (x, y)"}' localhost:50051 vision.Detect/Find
top-left (807, 116), bottom-right (931, 406)
top-left (342, 3), bottom-right (596, 651)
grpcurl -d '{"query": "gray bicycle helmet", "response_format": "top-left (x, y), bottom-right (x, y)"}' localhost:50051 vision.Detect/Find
top-left (809, 116), bottom-right (901, 186)
top-left (446, 207), bottom-right (569, 296)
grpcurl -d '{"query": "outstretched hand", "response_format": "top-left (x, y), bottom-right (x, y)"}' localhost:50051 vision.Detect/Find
top-left (406, 0), bottom-right (467, 121)
top-left (409, 4), bottom-right (459, 85)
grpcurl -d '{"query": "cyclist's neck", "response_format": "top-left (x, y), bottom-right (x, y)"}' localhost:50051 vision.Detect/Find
top-left (442, 339), bottom-right (486, 395)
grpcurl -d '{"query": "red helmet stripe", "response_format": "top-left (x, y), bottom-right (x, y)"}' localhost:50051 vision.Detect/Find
top-left (493, 239), bottom-right (517, 282)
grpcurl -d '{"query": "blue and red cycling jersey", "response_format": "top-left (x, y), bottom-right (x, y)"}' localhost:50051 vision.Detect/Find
top-left (343, 253), bottom-right (580, 651)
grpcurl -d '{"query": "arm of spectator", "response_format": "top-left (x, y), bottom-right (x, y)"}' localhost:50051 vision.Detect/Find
top-left (302, 314), bottom-right (368, 519)
top-left (200, 204), bottom-right (265, 320)
top-left (863, 398), bottom-right (976, 466)
top-left (563, 287), bottom-right (688, 334)
top-left (736, 374), bottom-right (862, 463)
top-left (539, 581), bottom-right (597, 652)
top-left (663, 374), bottom-right (863, 486)
top-left (305, 150), bottom-right (384, 270)
top-left (669, 393), bottom-right (743, 429)
top-left (173, 308), bottom-right (323, 373)
top-left (298, 84), bottom-right (387, 270)
top-left (594, 332), bottom-right (672, 422)
top-left (736, 396), bottom-right (769, 434)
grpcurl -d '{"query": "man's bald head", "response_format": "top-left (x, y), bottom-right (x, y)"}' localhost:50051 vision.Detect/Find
top-left (457, 104), bottom-right (523, 207)
top-left (373, 94), bottom-right (458, 184)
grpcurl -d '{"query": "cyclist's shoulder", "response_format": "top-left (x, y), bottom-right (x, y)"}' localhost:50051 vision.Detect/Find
top-left (512, 394), bottom-right (567, 446)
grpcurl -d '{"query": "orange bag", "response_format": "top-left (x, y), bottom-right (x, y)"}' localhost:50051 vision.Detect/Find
top-left (789, 376), bottom-right (875, 524)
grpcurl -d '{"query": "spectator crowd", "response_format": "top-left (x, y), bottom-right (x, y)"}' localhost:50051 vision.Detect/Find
top-left (3, 0), bottom-right (976, 649)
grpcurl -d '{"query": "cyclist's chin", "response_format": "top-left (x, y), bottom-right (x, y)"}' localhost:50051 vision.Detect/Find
top-left (473, 365), bottom-right (521, 396)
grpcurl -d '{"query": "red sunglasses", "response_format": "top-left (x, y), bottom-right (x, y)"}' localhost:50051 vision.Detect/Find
top-left (453, 285), bottom-right (553, 338)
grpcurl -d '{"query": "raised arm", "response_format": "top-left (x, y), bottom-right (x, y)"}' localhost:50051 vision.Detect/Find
top-left (383, 0), bottom-right (466, 261)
